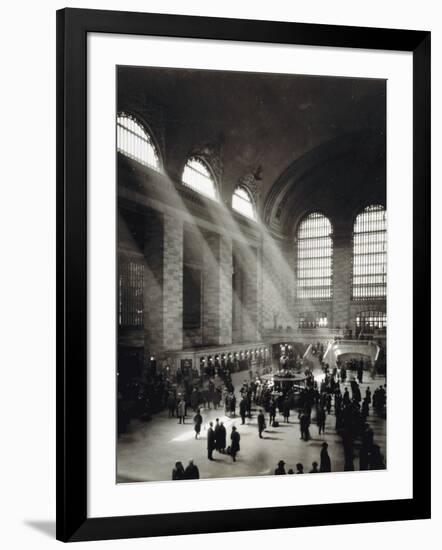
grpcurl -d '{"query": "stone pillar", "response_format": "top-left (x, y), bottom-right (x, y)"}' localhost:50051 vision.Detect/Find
top-left (162, 214), bottom-right (183, 350)
top-left (232, 251), bottom-right (243, 343)
top-left (332, 230), bottom-right (352, 329)
top-left (242, 246), bottom-right (259, 342)
top-left (203, 232), bottom-right (233, 345)
top-left (143, 212), bottom-right (183, 358)
top-left (219, 235), bottom-right (233, 344)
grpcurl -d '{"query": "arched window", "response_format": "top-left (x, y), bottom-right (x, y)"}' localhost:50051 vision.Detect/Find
top-left (182, 157), bottom-right (218, 200)
top-left (352, 205), bottom-right (387, 299)
top-left (117, 113), bottom-right (160, 170)
top-left (232, 187), bottom-right (256, 220)
top-left (296, 212), bottom-right (333, 300)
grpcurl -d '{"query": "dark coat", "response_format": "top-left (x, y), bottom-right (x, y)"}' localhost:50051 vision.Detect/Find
top-left (320, 448), bottom-right (332, 472)
top-left (185, 464), bottom-right (200, 479)
top-left (172, 467), bottom-right (185, 480)
top-left (216, 425), bottom-right (227, 449)
top-left (230, 430), bottom-right (240, 452)
top-left (207, 427), bottom-right (216, 450)
top-left (239, 399), bottom-right (247, 415)
top-left (194, 413), bottom-right (202, 433)
top-left (257, 412), bottom-right (266, 428)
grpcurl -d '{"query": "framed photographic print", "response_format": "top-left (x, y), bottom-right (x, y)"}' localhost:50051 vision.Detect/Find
top-left (56, 8), bottom-right (431, 542)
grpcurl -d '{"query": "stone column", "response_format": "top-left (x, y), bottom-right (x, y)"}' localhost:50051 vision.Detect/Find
top-left (143, 212), bottom-right (183, 358)
top-left (332, 229), bottom-right (352, 330)
top-left (232, 251), bottom-right (243, 343)
top-left (203, 232), bottom-right (233, 345)
top-left (242, 246), bottom-right (259, 342)
top-left (162, 214), bottom-right (183, 350)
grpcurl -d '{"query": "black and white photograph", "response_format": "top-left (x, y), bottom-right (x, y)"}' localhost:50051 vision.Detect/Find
top-left (0, 0), bottom-right (436, 546)
top-left (116, 66), bottom-right (387, 483)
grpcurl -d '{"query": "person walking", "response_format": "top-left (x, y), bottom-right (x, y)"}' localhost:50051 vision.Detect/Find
top-left (320, 442), bottom-right (332, 472)
top-left (193, 409), bottom-right (202, 439)
top-left (317, 407), bottom-right (326, 435)
top-left (269, 399), bottom-right (277, 426)
top-left (365, 386), bottom-right (372, 405)
top-left (230, 393), bottom-right (237, 418)
top-left (326, 394), bottom-right (332, 415)
top-left (207, 421), bottom-right (216, 461)
top-left (239, 396), bottom-right (247, 425)
top-left (167, 392), bottom-right (176, 417)
top-left (230, 426), bottom-right (240, 462)
top-left (299, 411), bottom-right (311, 441)
top-left (257, 409), bottom-right (266, 438)
top-left (177, 398), bottom-right (186, 424)
top-left (282, 398), bottom-right (291, 423)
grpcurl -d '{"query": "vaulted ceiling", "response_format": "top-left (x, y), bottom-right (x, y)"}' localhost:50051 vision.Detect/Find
top-left (118, 66), bottom-right (386, 234)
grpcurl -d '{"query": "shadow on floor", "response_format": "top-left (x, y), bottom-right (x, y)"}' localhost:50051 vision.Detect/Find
top-left (24, 520), bottom-right (56, 538)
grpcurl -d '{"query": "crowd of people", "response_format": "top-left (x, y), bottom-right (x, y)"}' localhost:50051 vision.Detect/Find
top-left (167, 359), bottom-right (386, 480)
top-left (118, 341), bottom-right (386, 481)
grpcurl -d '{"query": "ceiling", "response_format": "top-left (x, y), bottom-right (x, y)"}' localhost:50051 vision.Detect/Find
top-left (118, 66), bottom-right (386, 225)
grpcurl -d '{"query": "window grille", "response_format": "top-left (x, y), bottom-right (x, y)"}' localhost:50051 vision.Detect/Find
top-left (356, 310), bottom-right (387, 331)
top-left (117, 113), bottom-right (160, 170)
top-left (232, 187), bottom-right (256, 220)
top-left (299, 312), bottom-right (328, 328)
top-left (353, 205), bottom-right (387, 299)
top-left (296, 212), bottom-right (333, 300)
top-left (182, 157), bottom-right (218, 200)
top-left (118, 258), bottom-right (144, 328)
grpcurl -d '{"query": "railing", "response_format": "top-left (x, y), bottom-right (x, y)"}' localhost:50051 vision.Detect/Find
top-left (263, 327), bottom-right (344, 339)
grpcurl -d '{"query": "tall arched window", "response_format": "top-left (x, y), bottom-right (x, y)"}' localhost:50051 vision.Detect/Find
top-left (352, 204), bottom-right (387, 299)
top-left (182, 157), bottom-right (218, 200)
top-left (296, 212), bottom-right (333, 300)
top-left (232, 187), bottom-right (256, 220)
top-left (117, 113), bottom-right (160, 170)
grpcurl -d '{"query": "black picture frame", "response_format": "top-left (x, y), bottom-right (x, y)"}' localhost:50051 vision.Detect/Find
top-left (56, 7), bottom-right (431, 542)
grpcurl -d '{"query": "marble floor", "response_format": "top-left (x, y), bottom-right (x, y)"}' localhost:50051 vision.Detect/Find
top-left (117, 370), bottom-right (386, 483)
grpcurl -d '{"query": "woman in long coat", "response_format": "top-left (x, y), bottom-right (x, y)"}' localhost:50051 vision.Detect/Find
top-left (230, 426), bottom-right (240, 462)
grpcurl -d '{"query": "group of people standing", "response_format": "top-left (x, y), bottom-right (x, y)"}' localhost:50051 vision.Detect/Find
top-left (274, 441), bottom-right (331, 475)
top-left (205, 419), bottom-right (240, 461)
top-left (192, 409), bottom-right (241, 463)
top-left (172, 459), bottom-right (200, 480)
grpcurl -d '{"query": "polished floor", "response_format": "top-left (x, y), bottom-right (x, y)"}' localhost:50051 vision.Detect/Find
top-left (117, 370), bottom-right (386, 483)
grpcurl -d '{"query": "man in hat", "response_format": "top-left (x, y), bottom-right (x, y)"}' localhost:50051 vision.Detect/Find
top-left (274, 460), bottom-right (286, 475)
